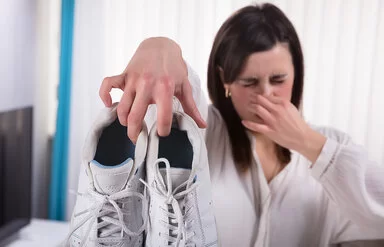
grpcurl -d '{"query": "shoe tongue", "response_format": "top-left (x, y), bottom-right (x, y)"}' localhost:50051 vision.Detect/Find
top-left (159, 167), bottom-right (191, 190)
top-left (90, 158), bottom-right (134, 195)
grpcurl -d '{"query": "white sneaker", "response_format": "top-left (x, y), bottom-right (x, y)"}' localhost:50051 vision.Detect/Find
top-left (65, 103), bottom-right (148, 247)
top-left (142, 112), bottom-right (218, 247)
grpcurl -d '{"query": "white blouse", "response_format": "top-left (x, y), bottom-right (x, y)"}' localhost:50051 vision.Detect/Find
top-left (205, 105), bottom-right (384, 247)
top-left (146, 64), bottom-right (384, 246)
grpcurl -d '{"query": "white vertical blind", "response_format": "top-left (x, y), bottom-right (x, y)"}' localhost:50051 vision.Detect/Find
top-left (66, 0), bottom-right (384, 219)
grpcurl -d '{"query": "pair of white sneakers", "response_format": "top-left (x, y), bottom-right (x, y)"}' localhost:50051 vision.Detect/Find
top-left (64, 103), bottom-right (218, 247)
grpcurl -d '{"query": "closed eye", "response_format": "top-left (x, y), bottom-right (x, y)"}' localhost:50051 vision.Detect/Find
top-left (237, 78), bottom-right (259, 87)
top-left (270, 74), bottom-right (287, 84)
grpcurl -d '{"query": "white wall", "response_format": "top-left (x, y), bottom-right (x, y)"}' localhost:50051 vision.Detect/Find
top-left (0, 0), bottom-right (60, 218)
top-left (0, 0), bottom-right (38, 215)
top-left (0, 0), bottom-right (35, 112)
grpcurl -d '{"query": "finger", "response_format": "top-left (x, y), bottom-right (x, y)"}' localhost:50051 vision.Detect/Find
top-left (178, 78), bottom-right (207, 128)
top-left (242, 120), bottom-right (271, 134)
top-left (249, 104), bottom-right (275, 126)
top-left (127, 91), bottom-right (150, 143)
top-left (156, 97), bottom-right (173, 137)
top-left (99, 74), bottom-right (126, 107)
top-left (251, 94), bottom-right (278, 113)
top-left (117, 86), bottom-right (135, 126)
top-left (154, 78), bottom-right (174, 137)
top-left (265, 94), bottom-right (284, 105)
top-left (266, 95), bottom-right (293, 112)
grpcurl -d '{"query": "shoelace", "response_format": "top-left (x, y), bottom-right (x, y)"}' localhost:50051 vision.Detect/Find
top-left (140, 158), bottom-right (198, 247)
top-left (64, 188), bottom-right (147, 247)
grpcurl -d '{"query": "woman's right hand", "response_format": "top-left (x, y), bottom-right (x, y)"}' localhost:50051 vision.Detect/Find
top-left (99, 37), bottom-right (206, 142)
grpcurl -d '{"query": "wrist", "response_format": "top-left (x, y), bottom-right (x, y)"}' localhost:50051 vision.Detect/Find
top-left (140, 37), bottom-right (181, 53)
top-left (140, 37), bottom-right (185, 72)
top-left (298, 128), bottom-right (327, 163)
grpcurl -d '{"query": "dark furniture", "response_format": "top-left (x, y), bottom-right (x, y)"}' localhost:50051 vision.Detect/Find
top-left (0, 107), bottom-right (32, 240)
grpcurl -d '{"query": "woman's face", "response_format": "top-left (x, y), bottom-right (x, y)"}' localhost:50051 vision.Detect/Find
top-left (226, 43), bottom-right (295, 123)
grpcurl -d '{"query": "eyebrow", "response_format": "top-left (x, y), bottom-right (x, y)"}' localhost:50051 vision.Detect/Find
top-left (271, 73), bottom-right (288, 78)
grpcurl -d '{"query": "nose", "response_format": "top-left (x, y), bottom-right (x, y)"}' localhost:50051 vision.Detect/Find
top-left (260, 82), bottom-right (272, 97)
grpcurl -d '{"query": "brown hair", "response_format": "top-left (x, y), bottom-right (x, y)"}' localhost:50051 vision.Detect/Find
top-left (207, 3), bottom-right (304, 171)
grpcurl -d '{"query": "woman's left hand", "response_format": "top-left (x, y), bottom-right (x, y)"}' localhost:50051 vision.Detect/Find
top-left (241, 94), bottom-right (326, 163)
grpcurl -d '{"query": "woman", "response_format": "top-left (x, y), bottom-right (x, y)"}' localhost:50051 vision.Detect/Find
top-left (99, 3), bottom-right (384, 246)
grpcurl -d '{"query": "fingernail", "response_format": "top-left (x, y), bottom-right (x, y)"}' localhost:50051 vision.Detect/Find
top-left (201, 118), bottom-right (207, 128)
top-left (119, 119), bottom-right (126, 126)
top-left (243, 120), bottom-right (252, 126)
top-left (130, 136), bottom-right (137, 144)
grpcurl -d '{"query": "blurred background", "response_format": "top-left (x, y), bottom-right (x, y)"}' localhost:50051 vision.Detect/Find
top-left (0, 0), bottom-right (383, 227)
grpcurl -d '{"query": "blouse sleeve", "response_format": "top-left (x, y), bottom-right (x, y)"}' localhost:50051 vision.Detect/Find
top-left (310, 126), bottom-right (384, 231)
